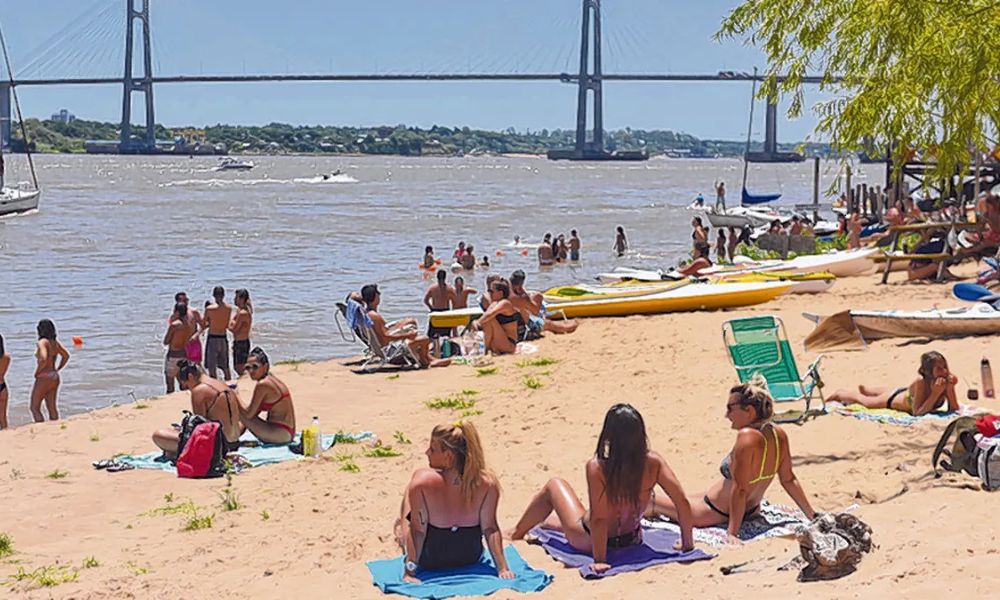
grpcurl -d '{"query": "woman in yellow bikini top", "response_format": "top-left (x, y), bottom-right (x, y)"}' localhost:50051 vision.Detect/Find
top-left (649, 375), bottom-right (817, 544)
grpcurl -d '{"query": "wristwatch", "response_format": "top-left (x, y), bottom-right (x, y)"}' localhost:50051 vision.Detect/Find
top-left (405, 560), bottom-right (418, 575)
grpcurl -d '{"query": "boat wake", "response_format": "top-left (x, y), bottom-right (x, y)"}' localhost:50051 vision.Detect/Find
top-left (292, 174), bottom-right (359, 184)
top-left (160, 174), bottom-right (359, 188)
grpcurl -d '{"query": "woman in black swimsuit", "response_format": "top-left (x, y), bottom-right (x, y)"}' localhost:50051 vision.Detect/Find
top-left (395, 421), bottom-right (512, 583)
top-left (649, 376), bottom-right (816, 544)
top-left (152, 360), bottom-right (245, 457)
top-left (0, 332), bottom-right (9, 430)
top-left (471, 280), bottom-right (520, 355)
top-left (510, 404), bottom-right (694, 574)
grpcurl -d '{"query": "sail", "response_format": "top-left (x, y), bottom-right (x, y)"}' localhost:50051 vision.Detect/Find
top-left (741, 188), bottom-right (781, 205)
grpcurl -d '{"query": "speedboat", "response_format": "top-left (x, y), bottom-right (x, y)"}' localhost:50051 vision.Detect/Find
top-left (0, 185), bottom-right (40, 217)
top-left (214, 157), bottom-right (255, 171)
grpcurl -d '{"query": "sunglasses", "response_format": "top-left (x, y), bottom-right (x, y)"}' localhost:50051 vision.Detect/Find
top-left (246, 363), bottom-right (263, 372)
top-left (725, 402), bottom-right (744, 412)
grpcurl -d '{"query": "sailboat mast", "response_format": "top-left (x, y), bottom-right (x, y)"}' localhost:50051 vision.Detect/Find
top-left (741, 67), bottom-right (759, 194)
top-left (0, 20), bottom-right (39, 191)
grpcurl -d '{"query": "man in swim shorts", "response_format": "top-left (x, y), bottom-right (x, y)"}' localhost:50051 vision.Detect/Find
top-left (424, 270), bottom-right (455, 338)
top-left (163, 302), bottom-right (197, 393)
top-left (569, 230), bottom-right (581, 261)
top-left (362, 284), bottom-right (450, 368)
top-left (204, 286), bottom-right (232, 380)
top-left (229, 288), bottom-right (253, 376)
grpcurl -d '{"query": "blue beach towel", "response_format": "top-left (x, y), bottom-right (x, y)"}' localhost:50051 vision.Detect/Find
top-left (366, 546), bottom-right (552, 599)
top-left (529, 525), bottom-right (713, 579)
top-left (113, 431), bottom-right (372, 472)
top-left (346, 298), bottom-right (374, 330)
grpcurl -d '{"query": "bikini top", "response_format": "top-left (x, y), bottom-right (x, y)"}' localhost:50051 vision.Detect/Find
top-left (720, 424), bottom-right (780, 485)
top-left (259, 381), bottom-right (291, 412)
top-left (495, 311), bottom-right (523, 326)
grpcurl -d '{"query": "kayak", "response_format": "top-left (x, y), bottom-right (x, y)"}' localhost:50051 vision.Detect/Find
top-left (543, 280), bottom-right (793, 319)
top-left (714, 271), bottom-right (836, 294)
top-left (548, 271), bottom-right (833, 300)
top-left (804, 304), bottom-right (1000, 350)
top-left (428, 307), bottom-right (484, 329)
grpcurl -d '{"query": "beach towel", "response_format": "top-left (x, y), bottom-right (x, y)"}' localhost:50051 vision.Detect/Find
top-left (644, 500), bottom-right (811, 548)
top-left (346, 298), bottom-right (374, 330)
top-left (110, 431), bottom-right (372, 473)
top-left (528, 525), bottom-right (713, 579)
top-left (827, 401), bottom-right (984, 427)
top-left (366, 546), bottom-right (552, 599)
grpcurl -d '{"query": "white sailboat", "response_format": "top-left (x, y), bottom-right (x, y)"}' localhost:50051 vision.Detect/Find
top-left (0, 21), bottom-right (40, 217)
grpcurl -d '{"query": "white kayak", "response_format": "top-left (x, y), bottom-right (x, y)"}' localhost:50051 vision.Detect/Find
top-left (805, 303), bottom-right (1000, 349)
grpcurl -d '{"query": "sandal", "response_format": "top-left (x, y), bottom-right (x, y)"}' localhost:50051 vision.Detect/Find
top-left (92, 459), bottom-right (115, 470)
top-left (106, 462), bottom-right (135, 473)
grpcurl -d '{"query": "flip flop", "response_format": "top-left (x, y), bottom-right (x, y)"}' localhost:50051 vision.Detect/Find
top-left (106, 462), bottom-right (135, 472)
top-left (92, 459), bottom-right (115, 470)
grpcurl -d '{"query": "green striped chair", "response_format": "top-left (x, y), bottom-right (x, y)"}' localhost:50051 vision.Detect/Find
top-left (723, 315), bottom-right (825, 422)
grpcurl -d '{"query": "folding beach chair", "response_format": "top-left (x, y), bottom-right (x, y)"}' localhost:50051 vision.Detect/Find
top-left (722, 315), bottom-right (825, 423)
top-left (334, 300), bottom-right (420, 373)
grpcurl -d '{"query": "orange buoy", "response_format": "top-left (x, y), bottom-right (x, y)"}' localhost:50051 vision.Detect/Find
top-left (495, 250), bottom-right (504, 257)
top-left (520, 249), bottom-right (529, 257)
top-left (72, 336), bottom-right (84, 347)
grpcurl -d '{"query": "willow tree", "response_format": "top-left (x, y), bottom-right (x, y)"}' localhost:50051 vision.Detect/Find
top-left (718, 0), bottom-right (1000, 179)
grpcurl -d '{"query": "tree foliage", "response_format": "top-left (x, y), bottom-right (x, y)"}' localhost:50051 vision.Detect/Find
top-left (719, 0), bottom-right (1000, 178)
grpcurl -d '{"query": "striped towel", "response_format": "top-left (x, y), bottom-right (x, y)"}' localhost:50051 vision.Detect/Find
top-left (827, 401), bottom-right (985, 427)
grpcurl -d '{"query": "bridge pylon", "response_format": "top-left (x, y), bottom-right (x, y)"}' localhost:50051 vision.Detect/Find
top-left (119, 0), bottom-right (156, 154)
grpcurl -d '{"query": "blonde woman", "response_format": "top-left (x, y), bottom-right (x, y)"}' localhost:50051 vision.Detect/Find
top-left (649, 377), bottom-right (816, 544)
top-left (395, 421), bottom-right (512, 583)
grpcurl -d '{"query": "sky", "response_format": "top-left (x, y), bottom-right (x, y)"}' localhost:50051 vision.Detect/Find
top-left (1, 0), bottom-right (840, 142)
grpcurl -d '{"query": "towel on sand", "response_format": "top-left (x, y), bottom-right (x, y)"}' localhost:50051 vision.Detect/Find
top-left (113, 431), bottom-right (372, 472)
top-left (644, 500), bottom-right (810, 548)
top-left (528, 525), bottom-right (713, 578)
top-left (827, 401), bottom-right (984, 426)
top-left (366, 546), bottom-right (552, 599)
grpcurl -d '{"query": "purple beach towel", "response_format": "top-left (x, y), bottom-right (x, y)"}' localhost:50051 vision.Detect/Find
top-left (528, 526), bottom-right (713, 579)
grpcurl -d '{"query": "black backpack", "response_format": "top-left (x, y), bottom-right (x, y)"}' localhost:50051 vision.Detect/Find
top-left (932, 416), bottom-right (980, 478)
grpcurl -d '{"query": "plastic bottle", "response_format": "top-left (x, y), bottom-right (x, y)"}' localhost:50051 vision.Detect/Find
top-left (310, 416), bottom-right (323, 458)
top-left (303, 416), bottom-right (321, 458)
top-left (982, 358), bottom-right (995, 399)
top-left (478, 333), bottom-right (486, 357)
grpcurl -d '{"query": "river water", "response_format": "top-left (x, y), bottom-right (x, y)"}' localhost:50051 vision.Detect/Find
top-left (0, 154), bottom-right (880, 426)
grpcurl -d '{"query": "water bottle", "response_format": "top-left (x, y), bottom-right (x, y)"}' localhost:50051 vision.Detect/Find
top-left (310, 416), bottom-right (323, 458)
top-left (982, 358), bottom-right (995, 399)
top-left (477, 332), bottom-right (486, 356)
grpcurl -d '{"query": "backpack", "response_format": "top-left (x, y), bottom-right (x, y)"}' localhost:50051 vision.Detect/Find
top-left (976, 436), bottom-right (1000, 491)
top-left (932, 416), bottom-right (980, 477)
top-left (175, 411), bottom-right (227, 479)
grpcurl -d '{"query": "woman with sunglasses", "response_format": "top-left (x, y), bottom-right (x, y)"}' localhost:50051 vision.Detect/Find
top-left (648, 375), bottom-right (816, 544)
top-left (471, 280), bottom-right (521, 355)
top-left (237, 347), bottom-right (296, 443)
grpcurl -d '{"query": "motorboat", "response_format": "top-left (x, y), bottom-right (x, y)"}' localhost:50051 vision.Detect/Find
top-left (214, 157), bottom-right (255, 171)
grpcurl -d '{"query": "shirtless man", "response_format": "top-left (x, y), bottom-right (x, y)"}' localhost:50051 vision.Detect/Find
top-left (453, 276), bottom-right (478, 309)
top-left (460, 245), bottom-right (477, 270)
top-left (152, 360), bottom-right (245, 458)
top-left (362, 284), bottom-right (449, 368)
top-left (509, 270), bottom-right (579, 337)
top-left (203, 286), bottom-right (232, 381)
top-left (538, 233), bottom-right (555, 266)
top-left (424, 270), bottom-right (455, 338)
top-left (229, 288), bottom-right (253, 376)
top-left (569, 230), bottom-right (581, 261)
top-left (164, 302), bottom-right (198, 393)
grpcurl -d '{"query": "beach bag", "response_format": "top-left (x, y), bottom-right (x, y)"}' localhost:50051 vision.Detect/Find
top-left (794, 513), bottom-right (874, 582)
top-left (932, 416), bottom-right (980, 477)
top-left (175, 412), bottom-right (227, 479)
top-left (976, 436), bottom-right (1000, 491)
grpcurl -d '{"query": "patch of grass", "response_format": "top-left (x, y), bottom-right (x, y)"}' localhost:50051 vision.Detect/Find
top-left (218, 465), bottom-right (240, 512)
top-left (333, 430), bottom-right (360, 444)
top-left (426, 392), bottom-right (477, 411)
top-left (88, 434), bottom-right (100, 442)
top-left (363, 442), bottom-right (402, 458)
top-left (81, 556), bottom-right (100, 569)
top-left (146, 499), bottom-right (198, 517)
top-left (386, 373), bottom-right (401, 380)
top-left (333, 452), bottom-right (361, 473)
top-left (393, 431), bottom-right (411, 444)
top-left (260, 510), bottom-right (270, 521)
top-left (46, 469), bottom-right (69, 480)
top-left (183, 511), bottom-right (214, 531)
top-left (59, 423), bottom-right (67, 430)
top-left (126, 561), bottom-right (149, 575)
top-left (9, 564), bottom-right (79, 588)
top-left (516, 356), bottom-right (558, 368)
top-left (539, 370), bottom-right (552, 377)
top-left (460, 409), bottom-right (484, 418)
top-left (275, 358), bottom-right (306, 366)
top-left (0, 533), bottom-right (13, 558)
top-left (133, 402), bottom-right (149, 410)
top-left (163, 492), bottom-right (174, 503)
top-left (475, 366), bottom-right (498, 376)
top-left (523, 376), bottom-right (544, 390)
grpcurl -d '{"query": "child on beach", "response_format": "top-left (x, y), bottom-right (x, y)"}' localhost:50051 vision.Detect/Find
top-left (829, 351), bottom-right (959, 416)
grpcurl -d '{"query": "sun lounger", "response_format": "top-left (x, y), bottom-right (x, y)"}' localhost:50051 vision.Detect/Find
top-left (723, 315), bottom-right (825, 422)
top-left (335, 300), bottom-right (420, 373)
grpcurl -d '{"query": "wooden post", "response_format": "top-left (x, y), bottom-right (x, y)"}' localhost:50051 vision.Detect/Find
top-left (812, 156), bottom-right (820, 223)
top-left (845, 165), bottom-right (852, 208)
top-left (862, 184), bottom-right (869, 216)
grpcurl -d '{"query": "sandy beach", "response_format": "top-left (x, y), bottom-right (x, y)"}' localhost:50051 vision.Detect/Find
top-left (3, 266), bottom-right (1000, 599)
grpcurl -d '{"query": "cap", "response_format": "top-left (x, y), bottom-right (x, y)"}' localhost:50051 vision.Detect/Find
top-left (976, 414), bottom-right (1000, 437)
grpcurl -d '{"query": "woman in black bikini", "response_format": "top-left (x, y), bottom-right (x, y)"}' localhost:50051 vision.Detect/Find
top-left (649, 376), bottom-right (816, 544)
top-left (238, 347), bottom-right (296, 444)
top-left (829, 351), bottom-right (958, 416)
top-left (509, 404), bottom-right (694, 574)
top-left (152, 360), bottom-right (244, 457)
top-left (471, 280), bottom-right (520, 355)
top-left (395, 421), bottom-right (512, 583)
top-left (0, 332), bottom-right (10, 430)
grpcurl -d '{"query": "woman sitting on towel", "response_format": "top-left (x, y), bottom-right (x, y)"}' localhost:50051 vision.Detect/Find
top-left (828, 350), bottom-right (958, 416)
top-left (152, 360), bottom-right (244, 457)
top-left (471, 280), bottom-right (521, 355)
top-left (509, 404), bottom-right (694, 574)
top-left (395, 421), bottom-right (513, 583)
top-left (237, 347), bottom-right (296, 444)
top-left (649, 376), bottom-right (816, 544)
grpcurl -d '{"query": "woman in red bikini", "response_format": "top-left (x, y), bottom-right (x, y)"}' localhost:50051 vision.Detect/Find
top-left (238, 347), bottom-right (296, 443)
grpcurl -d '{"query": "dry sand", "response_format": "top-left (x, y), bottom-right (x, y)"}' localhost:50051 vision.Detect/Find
top-left (3, 267), bottom-right (1000, 599)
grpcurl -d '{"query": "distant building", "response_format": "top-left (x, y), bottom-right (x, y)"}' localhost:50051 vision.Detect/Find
top-left (50, 109), bottom-right (76, 123)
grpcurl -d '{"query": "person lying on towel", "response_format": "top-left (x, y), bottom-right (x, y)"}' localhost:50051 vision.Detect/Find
top-left (394, 421), bottom-right (513, 583)
top-left (828, 350), bottom-right (959, 416)
top-left (509, 404), bottom-right (695, 574)
top-left (648, 377), bottom-right (817, 544)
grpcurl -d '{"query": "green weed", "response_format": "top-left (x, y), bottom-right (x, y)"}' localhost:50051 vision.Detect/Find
top-left (126, 561), bottom-right (149, 575)
top-left (0, 533), bottom-right (12, 558)
top-left (363, 442), bottom-right (402, 458)
top-left (59, 423), bottom-right (67, 430)
top-left (218, 467), bottom-right (240, 512)
top-left (183, 512), bottom-right (214, 531)
top-left (275, 358), bottom-right (306, 366)
top-left (426, 392), bottom-right (477, 411)
top-left (393, 431), bottom-right (412, 444)
top-left (89, 434), bottom-right (100, 442)
top-left (46, 469), bottom-right (69, 480)
top-left (9, 564), bottom-right (79, 588)
top-left (333, 430), bottom-right (360, 444)
top-left (333, 452), bottom-right (361, 473)
top-left (386, 373), bottom-right (401, 380)
top-left (523, 376), bottom-right (544, 390)
top-left (146, 499), bottom-right (198, 517)
top-left (163, 492), bottom-right (174, 503)
top-left (260, 510), bottom-right (270, 521)
top-left (133, 402), bottom-right (149, 410)
top-left (81, 556), bottom-right (100, 569)
top-left (460, 409), bottom-right (484, 418)
top-left (516, 357), bottom-right (558, 368)
top-left (475, 366), bottom-right (498, 376)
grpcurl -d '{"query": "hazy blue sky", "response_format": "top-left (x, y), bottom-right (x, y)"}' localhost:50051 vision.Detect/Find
top-left (2, 0), bottom-right (838, 141)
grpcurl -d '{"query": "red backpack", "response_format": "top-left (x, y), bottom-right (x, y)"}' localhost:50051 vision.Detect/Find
top-left (176, 413), bottom-right (228, 478)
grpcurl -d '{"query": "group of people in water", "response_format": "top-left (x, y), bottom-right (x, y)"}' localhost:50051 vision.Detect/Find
top-left (395, 377), bottom-right (815, 581)
top-left (0, 320), bottom-right (71, 428)
top-left (164, 287), bottom-right (253, 393)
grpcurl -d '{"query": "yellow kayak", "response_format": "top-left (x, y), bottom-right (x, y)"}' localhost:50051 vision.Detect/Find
top-left (714, 271), bottom-right (836, 294)
top-left (544, 271), bottom-right (834, 302)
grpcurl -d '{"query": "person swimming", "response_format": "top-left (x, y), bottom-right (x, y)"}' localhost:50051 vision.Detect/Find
top-left (394, 421), bottom-right (512, 582)
top-left (509, 404), bottom-right (694, 572)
